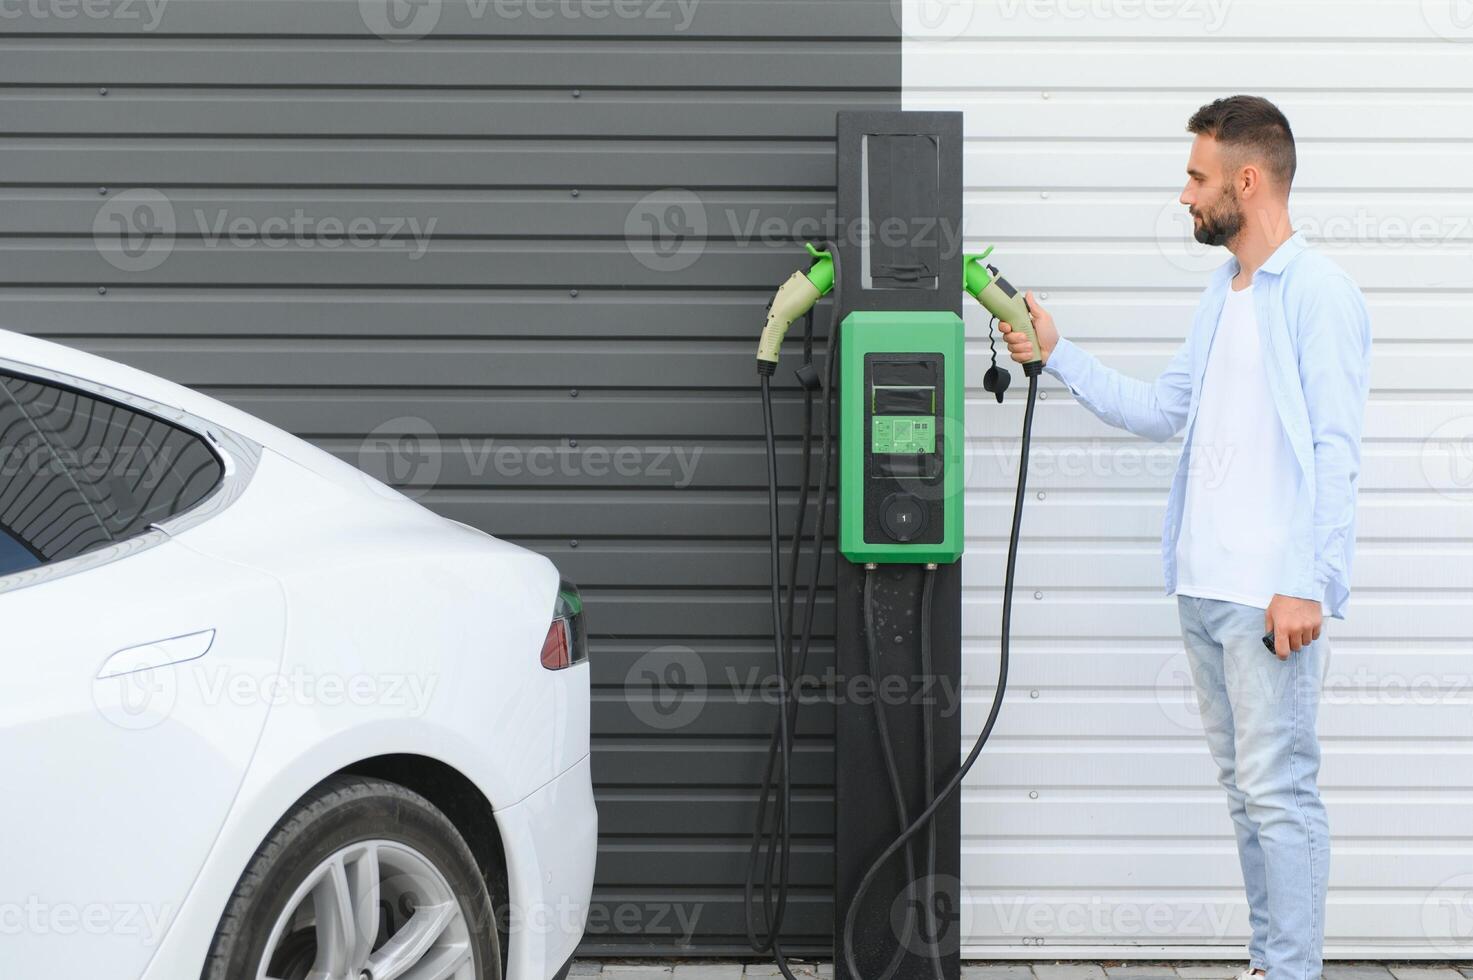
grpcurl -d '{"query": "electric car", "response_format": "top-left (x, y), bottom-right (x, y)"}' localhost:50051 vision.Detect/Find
top-left (0, 327), bottom-right (596, 980)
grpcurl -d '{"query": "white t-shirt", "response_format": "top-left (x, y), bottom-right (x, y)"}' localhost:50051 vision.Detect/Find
top-left (1174, 283), bottom-right (1302, 610)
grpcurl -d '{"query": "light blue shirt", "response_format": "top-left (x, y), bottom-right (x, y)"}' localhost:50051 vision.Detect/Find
top-left (1043, 232), bottom-right (1372, 619)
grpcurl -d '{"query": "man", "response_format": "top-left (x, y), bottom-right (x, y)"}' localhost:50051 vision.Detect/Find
top-left (998, 96), bottom-right (1372, 980)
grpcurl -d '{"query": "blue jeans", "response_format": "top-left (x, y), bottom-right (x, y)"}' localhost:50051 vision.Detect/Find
top-left (1177, 595), bottom-right (1330, 980)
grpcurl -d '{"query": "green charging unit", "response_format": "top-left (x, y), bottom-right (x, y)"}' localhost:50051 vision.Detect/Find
top-left (839, 309), bottom-right (965, 565)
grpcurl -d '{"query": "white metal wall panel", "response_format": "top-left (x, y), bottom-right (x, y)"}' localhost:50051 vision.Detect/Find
top-left (905, 0), bottom-right (1473, 959)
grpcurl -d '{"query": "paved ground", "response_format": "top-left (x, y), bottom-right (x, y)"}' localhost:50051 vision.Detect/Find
top-left (571, 963), bottom-right (1473, 980)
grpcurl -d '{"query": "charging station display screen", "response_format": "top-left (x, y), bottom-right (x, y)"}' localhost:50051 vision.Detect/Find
top-left (872, 415), bottom-right (935, 455)
top-left (871, 382), bottom-right (937, 456)
top-left (870, 377), bottom-right (939, 457)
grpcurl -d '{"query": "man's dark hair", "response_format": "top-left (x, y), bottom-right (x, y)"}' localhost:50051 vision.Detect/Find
top-left (1187, 95), bottom-right (1296, 190)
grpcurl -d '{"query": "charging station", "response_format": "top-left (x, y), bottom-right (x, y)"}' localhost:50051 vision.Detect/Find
top-left (832, 110), bottom-right (966, 980)
top-left (750, 109), bottom-right (1042, 980)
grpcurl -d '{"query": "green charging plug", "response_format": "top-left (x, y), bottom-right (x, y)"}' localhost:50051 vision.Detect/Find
top-left (964, 246), bottom-right (1044, 377)
top-left (756, 242), bottom-right (833, 374)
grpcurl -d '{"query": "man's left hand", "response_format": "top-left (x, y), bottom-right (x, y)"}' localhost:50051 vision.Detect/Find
top-left (1265, 594), bottom-right (1323, 660)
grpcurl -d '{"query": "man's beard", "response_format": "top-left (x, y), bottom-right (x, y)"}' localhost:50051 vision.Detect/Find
top-left (1191, 188), bottom-right (1243, 247)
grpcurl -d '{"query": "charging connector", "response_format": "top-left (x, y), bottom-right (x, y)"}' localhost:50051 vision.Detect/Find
top-left (757, 244), bottom-right (835, 374)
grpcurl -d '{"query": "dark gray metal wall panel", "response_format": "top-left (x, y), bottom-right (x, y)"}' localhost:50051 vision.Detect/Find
top-left (0, 40), bottom-right (898, 87)
top-left (0, 90), bottom-right (893, 136)
top-left (597, 789), bottom-right (834, 837)
top-left (211, 392), bottom-right (823, 435)
top-left (427, 490), bottom-right (827, 536)
top-left (0, 193), bottom-right (839, 238)
top-left (0, 0), bottom-right (900, 37)
top-left (0, 141), bottom-right (840, 187)
top-left (0, 292), bottom-right (826, 338)
top-left (56, 339), bottom-right (799, 387)
top-left (0, 244), bottom-right (854, 288)
top-left (595, 743), bottom-right (833, 787)
top-left (8, 3), bottom-right (899, 954)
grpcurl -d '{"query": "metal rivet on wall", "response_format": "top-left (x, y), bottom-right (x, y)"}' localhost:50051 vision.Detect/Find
top-left (571, 189), bottom-right (579, 197)
top-left (570, 388), bottom-right (579, 398)
top-left (570, 289), bottom-right (579, 297)
top-left (569, 438), bottom-right (578, 447)
top-left (98, 87), bottom-right (108, 96)
top-left (570, 539), bottom-right (579, 548)
top-left (572, 89), bottom-right (581, 98)
top-left (1029, 791), bottom-right (1040, 800)
top-left (97, 286), bottom-right (107, 295)
top-left (98, 187), bottom-right (108, 196)
top-left (1037, 491), bottom-right (1046, 500)
top-left (1033, 591), bottom-right (1043, 600)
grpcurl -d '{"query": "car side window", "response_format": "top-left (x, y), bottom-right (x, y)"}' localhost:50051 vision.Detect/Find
top-left (0, 370), bottom-right (224, 575)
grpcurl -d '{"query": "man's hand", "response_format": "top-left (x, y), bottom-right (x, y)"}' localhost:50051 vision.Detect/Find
top-left (998, 291), bottom-right (1060, 365)
top-left (1265, 594), bottom-right (1322, 660)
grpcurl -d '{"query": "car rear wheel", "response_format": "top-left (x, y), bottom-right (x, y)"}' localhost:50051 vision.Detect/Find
top-left (203, 775), bottom-right (501, 980)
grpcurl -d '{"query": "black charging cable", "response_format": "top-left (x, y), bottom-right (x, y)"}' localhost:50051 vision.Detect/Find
top-left (840, 369), bottom-right (1040, 980)
top-left (748, 302), bottom-right (820, 954)
top-left (749, 243), bottom-right (844, 980)
top-left (752, 305), bottom-right (815, 951)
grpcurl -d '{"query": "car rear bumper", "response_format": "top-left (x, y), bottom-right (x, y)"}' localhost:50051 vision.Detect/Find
top-left (495, 753), bottom-right (598, 980)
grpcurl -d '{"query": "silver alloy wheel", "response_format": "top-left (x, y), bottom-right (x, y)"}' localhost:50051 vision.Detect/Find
top-left (256, 839), bottom-right (477, 980)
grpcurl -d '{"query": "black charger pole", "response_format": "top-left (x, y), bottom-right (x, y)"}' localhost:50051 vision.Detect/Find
top-left (832, 110), bottom-right (965, 980)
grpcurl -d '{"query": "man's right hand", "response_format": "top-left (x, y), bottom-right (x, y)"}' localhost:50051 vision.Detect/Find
top-left (998, 290), bottom-right (1060, 365)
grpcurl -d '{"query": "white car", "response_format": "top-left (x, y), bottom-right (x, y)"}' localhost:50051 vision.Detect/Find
top-left (0, 328), bottom-right (596, 980)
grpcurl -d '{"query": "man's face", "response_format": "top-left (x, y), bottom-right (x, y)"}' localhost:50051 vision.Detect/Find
top-left (1179, 134), bottom-right (1244, 248)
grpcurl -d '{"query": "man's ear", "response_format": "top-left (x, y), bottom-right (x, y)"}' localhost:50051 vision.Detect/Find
top-left (1237, 162), bottom-right (1263, 200)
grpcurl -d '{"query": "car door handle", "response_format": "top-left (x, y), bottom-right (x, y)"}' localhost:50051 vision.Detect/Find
top-left (96, 629), bottom-right (216, 679)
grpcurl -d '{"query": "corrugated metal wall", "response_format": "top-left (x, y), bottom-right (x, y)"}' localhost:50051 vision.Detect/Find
top-left (905, 0), bottom-right (1473, 959)
top-left (3, 0), bottom-right (902, 955)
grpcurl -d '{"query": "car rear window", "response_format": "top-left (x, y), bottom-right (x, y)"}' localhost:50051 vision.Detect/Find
top-left (0, 371), bottom-right (224, 571)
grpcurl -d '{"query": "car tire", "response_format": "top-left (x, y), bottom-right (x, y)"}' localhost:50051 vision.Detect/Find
top-left (202, 775), bottom-right (502, 980)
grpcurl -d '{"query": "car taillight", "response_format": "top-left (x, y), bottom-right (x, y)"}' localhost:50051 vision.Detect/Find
top-left (541, 579), bottom-right (587, 670)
